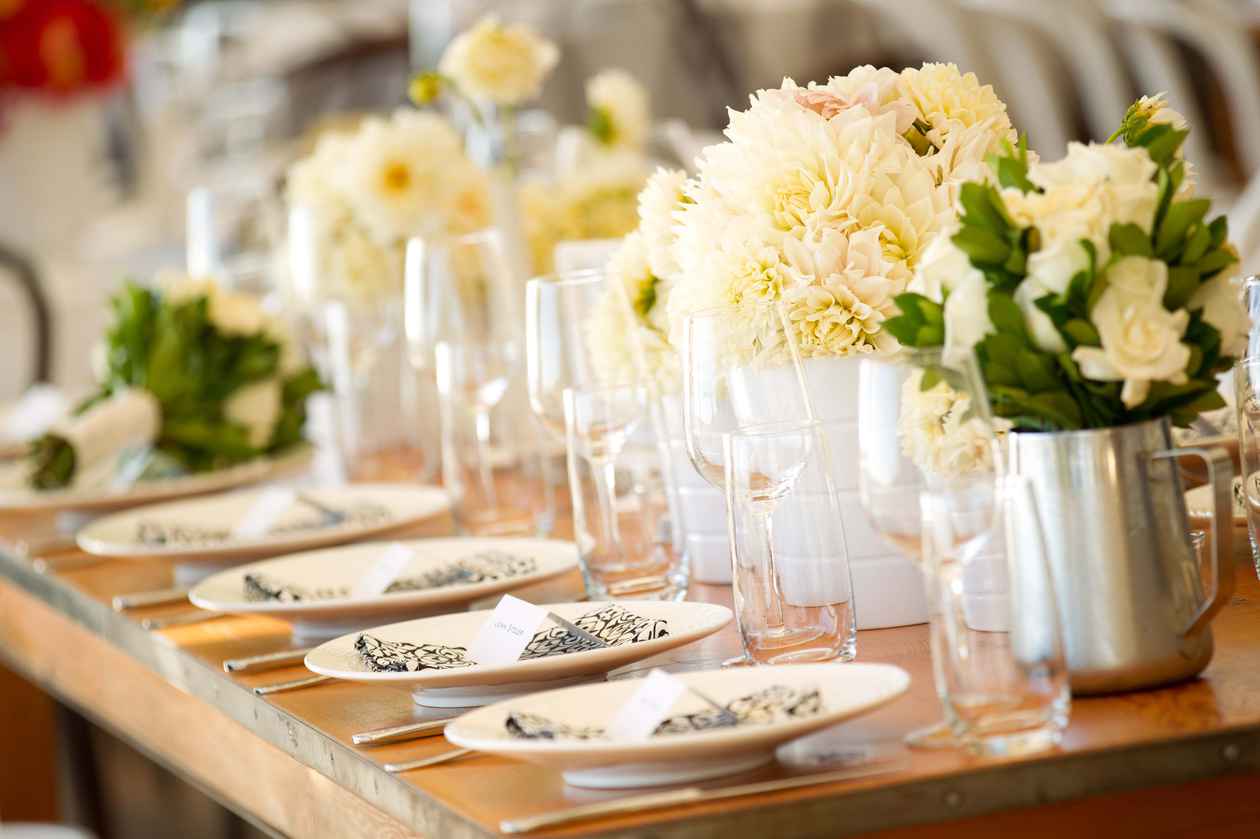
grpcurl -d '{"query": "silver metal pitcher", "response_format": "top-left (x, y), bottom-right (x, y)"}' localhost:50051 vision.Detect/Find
top-left (1007, 417), bottom-right (1234, 694)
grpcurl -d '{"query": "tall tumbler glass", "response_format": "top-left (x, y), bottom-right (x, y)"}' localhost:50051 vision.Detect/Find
top-left (922, 475), bottom-right (1069, 756)
top-left (1233, 356), bottom-right (1260, 578)
top-left (564, 385), bottom-right (687, 599)
top-left (724, 420), bottom-right (855, 663)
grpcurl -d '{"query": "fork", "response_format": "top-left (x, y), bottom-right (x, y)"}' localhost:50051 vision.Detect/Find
top-left (295, 492), bottom-right (347, 526)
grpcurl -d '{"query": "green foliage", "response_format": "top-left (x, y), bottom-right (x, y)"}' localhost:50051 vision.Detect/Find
top-left (587, 106), bottom-right (615, 145)
top-left (885, 99), bottom-right (1239, 432)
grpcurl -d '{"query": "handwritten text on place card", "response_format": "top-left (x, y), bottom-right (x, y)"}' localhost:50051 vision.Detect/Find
top-left (606, 668), bottom-right (689, 740)
top-left (231, 487), bottom-right (297, 540)
top-left (351, 543), bottom-right (415, 598)
top-left (467, 594), bottom-right (548, 666)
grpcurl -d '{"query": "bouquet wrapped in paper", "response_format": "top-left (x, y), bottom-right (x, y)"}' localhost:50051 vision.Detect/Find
top-left (28, 277), bottom-right (322, 490)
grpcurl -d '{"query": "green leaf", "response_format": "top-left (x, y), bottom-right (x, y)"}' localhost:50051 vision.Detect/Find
top-left (1156, 198), bottom-right (1210, 259)
top-left (1208, 216), bottom-right (1228, 250)
top-left (1197, 247), bottom-right (1237, 280)
top-left (1109, 223), bottom-right (1153, 257)
top-left (1180, 224), bottom-right (1212, 265)
top-left (959, 183), bottom-right (1011, 233)
top-left (587, 106), bottom-right (615, 145)
top-left (1164, 265), bottom-right (1201, 310)
top-left (919, 368), bottom-right (943, 392)
top-left (1015, 351), bottom-right (1059, 392)
top-left (952, 226), bottom-right (1011, 267)
top-left (1145, 127), bottom-right (1189, 167)
top-left (1063, 319), bottom-right (1101, 346)
top-left (987, 291), bottom-right (1026, 339)
top-left (885, 293), bottom-right (946, 348)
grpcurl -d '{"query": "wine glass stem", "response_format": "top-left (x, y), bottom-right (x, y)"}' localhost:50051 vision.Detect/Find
top-left (592, 456), bottom-right (626, 558)
top-left (473, 406), bottom-right (498, 510)
top-left (755, 506), bottom-right (786, 628)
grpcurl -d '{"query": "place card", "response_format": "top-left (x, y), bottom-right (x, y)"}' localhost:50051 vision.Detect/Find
top-left (351, 543), bottom-right (416, 598)
top-left (232, 487), bottom-right (297, 540)
top-left (467, 594), bottom-right (549, 666)
top-left (606, 668), bottom-right (689, 740)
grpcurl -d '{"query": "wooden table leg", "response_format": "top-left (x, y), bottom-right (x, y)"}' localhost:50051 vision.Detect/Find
top-left (0, 660), bottom-right (58, 822)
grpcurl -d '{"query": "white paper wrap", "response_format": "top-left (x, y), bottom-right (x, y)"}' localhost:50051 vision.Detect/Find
top-left (51, 388), bottom-right (161, 475)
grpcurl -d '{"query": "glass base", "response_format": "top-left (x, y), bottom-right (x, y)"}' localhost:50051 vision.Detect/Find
top-left (904, 721), bottom-right (960, 750)
top-left (964, 724), bottom-right (1061, 757)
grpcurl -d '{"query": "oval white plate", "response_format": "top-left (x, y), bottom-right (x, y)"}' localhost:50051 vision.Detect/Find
top-left (0, 444), bottom-right (314, 513)
top-left (77, 483), bottom-right (450, 562)
top-left (190, 538), bottom-right (580, 640)
top-left (444, 663), bottom-right (909, 789)
top-left (305, 600), bottom-right (733, 707)
top-left (1186, 474), bottom-right (1247, 526)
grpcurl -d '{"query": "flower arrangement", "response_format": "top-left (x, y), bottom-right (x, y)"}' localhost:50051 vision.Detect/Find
top-left (661, 64), bottom-right (1018, 363)
top-left (284, 109), bottom-right (491, 303)
top-left (28, 275), bottom-right (322, 490)
top-left (414, 15), bottom-right (559, 111)
top-left (887, 95), bottom-right (1245, 430)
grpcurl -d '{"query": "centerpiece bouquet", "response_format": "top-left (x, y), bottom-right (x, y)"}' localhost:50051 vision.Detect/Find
top-left (26, 276), bottom-right (322, 490)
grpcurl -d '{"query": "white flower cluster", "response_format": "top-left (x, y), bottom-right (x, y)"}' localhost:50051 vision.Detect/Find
top-left (918, 141), bottom-right (1247, 409)
top-left (665, 64), bottom-right (1016, 361)
top-left (285, 110), bottom-right (491, 303)
top-left (438, 15), bottom-right (558, 107)
top-left (586, 68), bottom-right (651, 150)
top-left (898, 371), bottom-right (1006, 477)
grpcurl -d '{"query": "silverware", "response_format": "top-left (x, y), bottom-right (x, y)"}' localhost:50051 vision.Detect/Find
top-left (112, 587), bottom-right (189, 611)
top-left (546, 611), bottom-right (608, 649)
top-left (686, 686), bottom-right (739, 727)
top-left (252, 674), bottom-right (331, 696)
top-left (383, 748), bottom-right (474, 773)
top-left (498, 757), bottom-right (910, 834)
top-left (223, 647), bottom-right (314, 674)
top-left (140, 611), bottom-right (224, 631)
top-left (295, 492), bottom-right (346, 526)
top-left (351, 718), bottom-right (456, 746)
top-left (13, 533), bottom-right (80, 558)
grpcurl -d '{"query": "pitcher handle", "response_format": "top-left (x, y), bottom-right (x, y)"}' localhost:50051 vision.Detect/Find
top-left (1152, 446), bottom-right (1235, 636)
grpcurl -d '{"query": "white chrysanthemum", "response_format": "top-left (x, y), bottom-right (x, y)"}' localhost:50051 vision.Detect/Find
top-left (587, 68), bottom-right (651, 149)
top-left (224, 378), bottom-right (282, 449)
top-left (800, 67), bottom-right (917, 132)
top-left (587, 233), bottom-right (678, 388)
top-left (897, 63), bottom-right (1013, 150)
top-left (335, 110), bottom-right (471, 244)
top-left (898, 371), bottom-right (1003, 476)
top-left (438, 15), bottom-right (559, 106)
top-left (637, 167), bottom-right (690, 280)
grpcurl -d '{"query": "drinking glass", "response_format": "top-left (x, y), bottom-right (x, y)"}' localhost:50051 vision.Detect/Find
top-left (857, 347), bottom-right (999, 748)
top-left (564, 385), bottom-right (686, 599)
top-left (1234, 356), bottom-right (1260, 578)
top-left (724, 420), bottom-right (856, 663)
top-left (436, 341), bottom-right (553, 537)
top-left (186, 179), bottom-right (280, 294)
top-left (922, 475), bottom-right (1069, 756)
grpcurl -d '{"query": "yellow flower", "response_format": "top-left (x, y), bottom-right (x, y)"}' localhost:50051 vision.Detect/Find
top-left (438, 15), bottom-right (559, 107)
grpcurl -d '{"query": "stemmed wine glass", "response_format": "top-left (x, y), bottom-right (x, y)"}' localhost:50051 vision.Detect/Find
top-left (857, 347), bottom-right (1000, 747)
top-left (524, 270), bottom-right (610, 440)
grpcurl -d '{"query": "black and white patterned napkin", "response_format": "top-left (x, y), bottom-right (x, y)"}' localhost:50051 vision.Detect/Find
top-left (354, 604), bottom-right (670, 673)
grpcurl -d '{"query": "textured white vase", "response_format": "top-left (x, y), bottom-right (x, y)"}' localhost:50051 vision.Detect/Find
top-left (733, 357), bottom-right (929, 629)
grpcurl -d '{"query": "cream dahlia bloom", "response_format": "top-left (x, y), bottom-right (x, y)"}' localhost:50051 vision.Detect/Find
top-left (898, 371), bottom-right (1003, 476)
top-left (587, 68), bottom-right (651, 149)
top-left (1072, 256), bottom-right (1190, 408)
top-left (587, 233), bottom-right (677, 387)
top-left (897, 63), bottom-right (1013, 152)
top-left (637, 167), bottom-right (690, 280)
top-left (438, 15), bottom-right (558, 107)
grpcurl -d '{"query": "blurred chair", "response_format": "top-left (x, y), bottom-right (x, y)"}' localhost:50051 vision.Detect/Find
top-left (1103, 0), bottom-right (1260, 194)
top-left (962, 0), bottom-right (1133, 142)
top-left (0, 242), bottom-right (52, 396)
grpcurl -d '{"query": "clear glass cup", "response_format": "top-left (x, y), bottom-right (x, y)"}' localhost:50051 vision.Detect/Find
top-left (1233, 356), bottom-right (1260, 578)
top-left (321, 299), bottom-right (429, 483)
top-left (186, 179), bottom-right (280, 295)
top-left (564, 385), bottom-right (687, 600)
top-left (922, 475), bottom-right (1069, 756)
top-left (724, 420), bottom-right (856, 663)
top-left (436, 341), bottom-right (553, 537)
top-left (856, 347), bottom-right (999, 747)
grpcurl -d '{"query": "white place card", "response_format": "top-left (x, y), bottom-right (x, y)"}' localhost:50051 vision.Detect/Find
top-left (350, 543), bottom-right (415, 598)
top-left (467, 594), bottom-right (549, 666)
top-left (606, 668), bottom-right (689, 741)
top-left (231, 488), bottom-right (297, 540)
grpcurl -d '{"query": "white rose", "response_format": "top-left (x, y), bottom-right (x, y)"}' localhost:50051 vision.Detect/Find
top-left (1071, 256), bottom-right (1190, 408)
top-left (207, 288), bottom-right (267, 336)
top-left (1025, 236), bottom-right (1090, 297)
top-left (224, 379), bottom-right (282, 450)
top-left (1189, 273), bottom-right (1247, 358)
top-left (907, 229), bottom-right (980, 301)
top-left (1014, 279), bottom-right (1067, 353)
top-left (438, 15), bottom-right (559, 107)
top-left (942, 270), bottom-right (993, 365)
top-left (586, 68), bottom-right (650, 149)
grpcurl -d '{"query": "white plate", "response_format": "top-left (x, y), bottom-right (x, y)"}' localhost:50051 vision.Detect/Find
top-left (0, 444), bottom-right (314, 513)
top-left (304, 600), bottom-right (733, 707)
top-left (76, 484), bottom-right (450, 566)
top-left (1186, 474), bottom-right (1248, 526)
top-left (444, 663), bottom-right (909, 789)
top-left (190, 538), bottom-right (580, 640)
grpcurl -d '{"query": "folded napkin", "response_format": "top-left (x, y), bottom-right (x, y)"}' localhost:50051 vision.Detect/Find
top-left (354, 604), bottom-right (670, 673)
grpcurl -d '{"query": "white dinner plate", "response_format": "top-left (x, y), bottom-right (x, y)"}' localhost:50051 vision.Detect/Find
top-left (304, 600), bottom-right (733, 707)
top-left (444, 663), bottom-right (909, 789)
top-left (0, 444), bottom-right (314, 514)
top-left (76, 484), bottom-right (450, 568)
top-left (1186, 474), bottom-right (1247, 526)
top-left (190, 538), bottom-right (580, 640)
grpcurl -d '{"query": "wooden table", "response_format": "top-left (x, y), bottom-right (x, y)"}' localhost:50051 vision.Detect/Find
top-left (3, 512), bottom-right (1260, 838)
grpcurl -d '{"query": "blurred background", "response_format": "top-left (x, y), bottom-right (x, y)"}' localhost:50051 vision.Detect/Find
top-left (2, 0), bottom-right (1260, 834)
